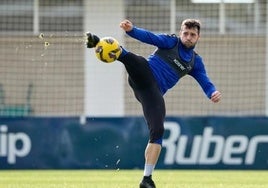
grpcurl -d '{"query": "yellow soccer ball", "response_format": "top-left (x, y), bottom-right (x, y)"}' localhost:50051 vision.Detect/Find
top-left (95, 37), bottom-right (121, 63)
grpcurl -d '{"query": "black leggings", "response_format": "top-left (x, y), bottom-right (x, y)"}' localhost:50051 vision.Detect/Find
top-left (118, 52), bottom-right (165, 143)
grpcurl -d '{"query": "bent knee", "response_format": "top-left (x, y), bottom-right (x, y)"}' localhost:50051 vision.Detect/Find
top-left (149, 126), bottom-right (164, 145)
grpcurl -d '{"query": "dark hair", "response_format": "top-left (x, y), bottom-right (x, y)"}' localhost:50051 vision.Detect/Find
top-left (181, 19), bottom-right (201, 34)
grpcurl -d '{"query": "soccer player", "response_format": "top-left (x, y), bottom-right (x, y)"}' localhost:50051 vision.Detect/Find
top-left (86, 19), bottom-right (221, 188)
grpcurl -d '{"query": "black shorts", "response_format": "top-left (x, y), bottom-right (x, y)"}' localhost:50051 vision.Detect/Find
top-left (118, 52), bottom-right (165, 143)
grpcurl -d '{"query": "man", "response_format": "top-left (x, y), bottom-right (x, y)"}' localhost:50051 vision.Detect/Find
top-left (86, 19), bottom-right (221, 188)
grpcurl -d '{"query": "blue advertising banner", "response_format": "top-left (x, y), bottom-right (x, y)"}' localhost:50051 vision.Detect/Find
top-left (161, 117), bottom-right (268, 169)
top-left (0, 116), bottom-right (267, 169)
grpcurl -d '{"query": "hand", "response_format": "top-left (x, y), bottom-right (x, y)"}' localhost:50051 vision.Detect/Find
top-left (211, 91), bottom-right (221, 103)
top-left (85, 32), bottom-right (100, 48)
top-left (119, 19), bottom-right (133, 32)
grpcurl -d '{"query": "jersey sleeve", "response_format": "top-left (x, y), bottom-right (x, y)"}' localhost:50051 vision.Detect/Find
top-left (126, 26), bottom-right (177, 48)
top-left (188, 56), bottom-right (216, 99)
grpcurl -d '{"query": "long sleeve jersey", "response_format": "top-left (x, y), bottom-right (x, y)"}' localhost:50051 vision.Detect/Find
top-left (126, 26), bottom-right (216, 98)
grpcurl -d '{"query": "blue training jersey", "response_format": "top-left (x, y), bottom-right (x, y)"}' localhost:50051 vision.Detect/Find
top-left (126, 26), bottom-right (216, 98)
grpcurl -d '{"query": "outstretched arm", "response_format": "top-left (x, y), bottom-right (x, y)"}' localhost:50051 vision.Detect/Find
top-left (189, 57), bottom-right (221, 103)
top-left (119, 19), bottom-right (176, 48)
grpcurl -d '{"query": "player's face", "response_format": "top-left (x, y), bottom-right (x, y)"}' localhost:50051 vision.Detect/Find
top-left (179, 26), bottom-right (200, 48)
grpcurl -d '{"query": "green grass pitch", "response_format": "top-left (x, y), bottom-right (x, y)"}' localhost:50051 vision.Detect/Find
top-left (0, 170), bottom-right (267, 188)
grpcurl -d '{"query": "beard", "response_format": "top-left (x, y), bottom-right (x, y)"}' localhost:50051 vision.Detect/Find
top-left (183, 40), bottom-right (196, 48)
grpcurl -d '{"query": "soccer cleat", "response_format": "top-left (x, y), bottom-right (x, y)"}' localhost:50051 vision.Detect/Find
top-left (86, 32), bottom-right (100, 48)
top-left (139, 175), bottom-right (156, 188)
